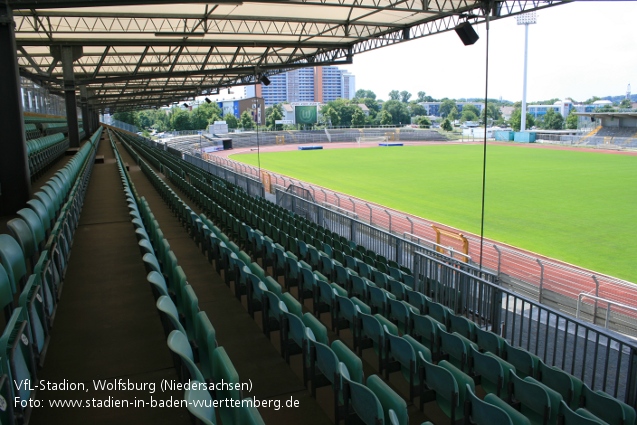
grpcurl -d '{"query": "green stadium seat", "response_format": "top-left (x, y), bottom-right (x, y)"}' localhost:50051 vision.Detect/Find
top-left (194, 311), bottom-right (216, 382)
top-left (0, 234), bottom-right (28, 294)
top-left (184, 380), bottom-right (215, 425)
top-left (17, 209), bottom-right (46, 253)
top-left (508, 369), bottom-right (551, 425)
top-left (466, 383), bottom-right (517, 425)
top-left (342, 370), bottom-right (385, 425)
top-left (484, 393), bottom-right (532, 425)
top-left (559, 400), bottom-right (604, 425)
top-left (367, 374), bottom-right (409, 425)
top-left (578, 384), bottom-right (636, 425)
top-left (167, 330), bottom-right (205, 383)
top-left (212, 347), bottom-right (242, 425)
top-left (421, 359), bottom-right (474, 423)
top-left (475, 326), bottom-right (504, 356)
top-left (156, 295), bottom-right (187, 337)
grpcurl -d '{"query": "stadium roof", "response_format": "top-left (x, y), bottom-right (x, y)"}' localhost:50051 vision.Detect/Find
top-left (12, 0), bottom-right (568, 112)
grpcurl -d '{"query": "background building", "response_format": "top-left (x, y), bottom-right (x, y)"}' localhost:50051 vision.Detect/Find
top-left (260, 66), bottom-right (355, 105)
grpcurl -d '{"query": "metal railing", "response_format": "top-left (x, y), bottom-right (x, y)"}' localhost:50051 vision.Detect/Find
top-left (414, 250), bottom-right (637, 407)
top-left (109, 119), bottom-right (139, 134)
top-left (200, 149), bottom-right (637, 336)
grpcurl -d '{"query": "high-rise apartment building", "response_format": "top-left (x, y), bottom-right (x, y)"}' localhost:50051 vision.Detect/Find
top-left (259, 66), bottom-right (354, 105)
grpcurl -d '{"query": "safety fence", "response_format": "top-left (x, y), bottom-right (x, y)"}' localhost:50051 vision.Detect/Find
top-left (414, 250), bottom-right (637, 406)
top-left (202, 152), bottom-right (637, 337)
top-left (182, 149), bottom-right (637, 406)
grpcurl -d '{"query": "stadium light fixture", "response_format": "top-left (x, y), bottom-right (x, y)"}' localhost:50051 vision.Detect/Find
top-left (260, 75), bottom-right (271, 86)
top-left (517, 12), bottom-right (537, 132)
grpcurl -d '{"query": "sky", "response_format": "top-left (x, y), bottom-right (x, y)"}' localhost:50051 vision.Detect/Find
top-left (341, 1), bottom-right (637, 103)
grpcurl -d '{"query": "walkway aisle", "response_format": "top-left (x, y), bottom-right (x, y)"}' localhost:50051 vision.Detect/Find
top-left (30, 134), bottom-right (188, 425)
top-left (116, 142), bottom-right (333, 424)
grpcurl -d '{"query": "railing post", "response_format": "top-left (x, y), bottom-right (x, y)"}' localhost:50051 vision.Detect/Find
top-left (413, 253), bottom-right (421, 292)
top-left (406, 216), bottom-right (414, 234)
top-left (626, 347), bottom-right (637, 407)
top-left (334, 193), bottom-right (340, 207)
top-left (320, 188), bottom-right (327, 203)
top-left (349, 198), bottom-right (356, 213)
top-left (593, 275), bottom-right (600, 325)
top-left (493, 244), bottom-right (502, 276)
top-left (536, 259), bottom-right (544, 303)
top-left (396, 238), bottom-right (403, 266)
top-left (384, 209), bottom-right (392, 233)
top-left (366, 203), bottom-right (372, 224)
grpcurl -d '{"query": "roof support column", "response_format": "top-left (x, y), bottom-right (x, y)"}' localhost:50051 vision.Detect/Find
top-left (80, 86), bottom-right (89, 138)
top-left (0, 3), bottom-right (30, 215)
top-left (61, 46), bottom-right (82, 147)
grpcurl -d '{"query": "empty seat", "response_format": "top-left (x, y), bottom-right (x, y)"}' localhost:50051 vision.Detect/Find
top-left (184, 379), bottom-right (215, 425)
top-left (466, 383), bottom-right (519, 425)
top-left (167, 330), bottom-right (205, 383)
top-left (0, 234), bottom-right (28, 294)
top-left (212, 347), bottom-right (242, 425)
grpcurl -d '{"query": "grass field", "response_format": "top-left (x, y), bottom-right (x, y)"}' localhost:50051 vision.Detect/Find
top-left (232, 144), bottom-right (637, 282)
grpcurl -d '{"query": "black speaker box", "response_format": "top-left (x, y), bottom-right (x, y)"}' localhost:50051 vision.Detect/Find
top-left (455, 22), bottom-right (479, 46)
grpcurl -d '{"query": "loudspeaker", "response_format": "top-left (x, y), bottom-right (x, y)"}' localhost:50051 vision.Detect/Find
top-left (204, 97), bottom-right (211, 104)
top-left (260, 75), bottom-right (271, 86)
top-left (455, 22), bottom-right (479, 46)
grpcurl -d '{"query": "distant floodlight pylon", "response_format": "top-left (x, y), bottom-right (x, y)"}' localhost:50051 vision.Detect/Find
top-left (517, 12), bottom-right (537, 132)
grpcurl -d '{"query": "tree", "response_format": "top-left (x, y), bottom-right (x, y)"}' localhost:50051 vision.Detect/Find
top-left (461, 104), bottom-right (481, 117)
top-left (416, 116), bottom-right (431, 128)
top-left (170, 108), bottom-right (191, 130)
top-left (409, 102), bottom-right (426, 117)
top-left (238, 110), bottom-right (255, 130)
top-left (510, 108), bottom-right (536, 131)
top-left (541, 108), bottom-right (564, 130)
top-left (417, 91), bottom-right (427, 103)
top-left (565, 109), bottom-right (578, 129)
top-left (382, 100), bottom-right (410, 125)
top-left (322, 106), bottom-right (340, 127)
top-left (113, 111), bottom-right (137, 125)
top-left (620, 98), bottom-right (632, 109)
top-left (266, 104), bottom-right (283, 130)
top-left (441, 118), bottom-right (453, 131)
top-left (388, 90), bottom-right (400, 101)
top-left (223, 113), bottom-right (238, 129)
top-left (400, 90), bottom-right (412, 103)
top-left (448, 107), bottom-right (459, 122)
top-left (460, 109), bottom-right (478, 123)
top-left (190, 102), bottom-right (221, 130)
top-left (439, 99), bottom-right (457, 118)
top-left (355, 89), bottom-right (376, 100)
top-left (481, 103), bottom-right (502, 124)
top-left (378, 110), bottom-right (393, 126)
top-left (351, 107), bottom-right (366, 127)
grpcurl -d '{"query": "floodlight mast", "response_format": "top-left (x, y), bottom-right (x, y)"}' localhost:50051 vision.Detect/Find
top-left (517, 12), bottom-right (536, 132)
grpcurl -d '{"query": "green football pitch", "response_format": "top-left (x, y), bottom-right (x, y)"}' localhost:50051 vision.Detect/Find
top-left (232, 144), bottom-right (637, 282)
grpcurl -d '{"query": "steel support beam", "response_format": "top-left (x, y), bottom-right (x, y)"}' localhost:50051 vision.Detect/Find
top-left (0, 4), bottom-right (30, 215)
top-left (61, 46), bottom-right (81, 147)
top-left (80, 85), bottom-right (89, 137)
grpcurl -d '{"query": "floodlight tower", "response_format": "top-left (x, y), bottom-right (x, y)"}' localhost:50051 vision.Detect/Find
top-left (517, 12), bottom-right (536, 132)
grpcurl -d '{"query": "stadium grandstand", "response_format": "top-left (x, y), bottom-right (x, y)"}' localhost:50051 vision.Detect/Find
top-left (1, 1), bottom-right (635, 425)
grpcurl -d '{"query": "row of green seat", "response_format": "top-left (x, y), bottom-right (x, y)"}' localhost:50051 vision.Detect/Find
top-left (109, 130), bottom-right (265, 425)
top-left (25, 133), bottom-right (69, 179)
top-left (115, 131), bottom-right (438, 425)
top-left (0, 127), bottom-right (103, 425)
top-left (119, 130), bottom-right (635, 425)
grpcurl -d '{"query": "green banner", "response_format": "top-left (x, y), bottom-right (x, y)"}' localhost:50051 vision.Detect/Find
top-left (295, 105), bottom-right (317, 124)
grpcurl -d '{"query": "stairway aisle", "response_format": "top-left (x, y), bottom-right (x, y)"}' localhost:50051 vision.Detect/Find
top-left (30, 134), bottom-right (188, 425)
